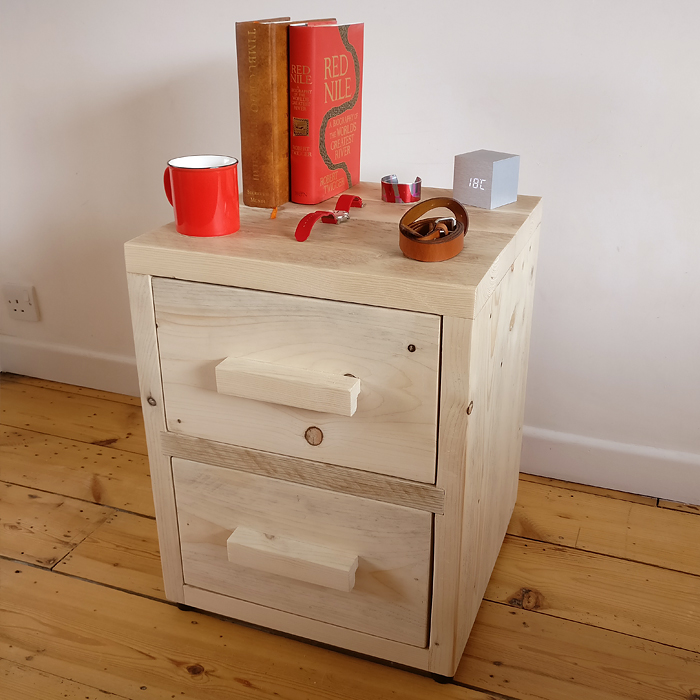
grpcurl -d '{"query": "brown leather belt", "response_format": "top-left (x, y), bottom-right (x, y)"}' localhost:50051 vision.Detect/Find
top-left (399, 197), bottom-right (469, 262)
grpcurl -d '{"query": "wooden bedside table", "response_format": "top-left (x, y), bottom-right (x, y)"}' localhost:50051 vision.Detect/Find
top-left (125, 182), bottom-right (542, 678)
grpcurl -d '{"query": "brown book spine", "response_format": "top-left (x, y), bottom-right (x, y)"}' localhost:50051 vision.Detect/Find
top-left (236, 20), bottom-right (291, 208)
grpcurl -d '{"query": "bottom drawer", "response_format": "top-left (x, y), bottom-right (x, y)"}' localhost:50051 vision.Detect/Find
top-left (172, 457), bottom-right (432, 647)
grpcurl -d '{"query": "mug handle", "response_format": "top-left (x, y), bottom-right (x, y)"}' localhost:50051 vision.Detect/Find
top-left (163, 168), bottom-right (173, 205)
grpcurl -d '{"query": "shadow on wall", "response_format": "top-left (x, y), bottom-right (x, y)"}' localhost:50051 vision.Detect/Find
top-left (2, 61), bottom-right (241, 355)
top-left (55, 60), bottom-right (242, 235)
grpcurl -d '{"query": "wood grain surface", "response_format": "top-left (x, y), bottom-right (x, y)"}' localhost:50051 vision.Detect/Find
top-left (511, 478), bottom-right (700, 575)
top-left (456, 601), bottom-right (700, 699)
top-left (0, 379), bottom-right (146, 455)
top-left (0, 659), bottom-right (133, 700)
top-left (161, 432), bottom-right (445, 513)
top-left (429, 232), bottom-right (540, 675)
top-left (125, 183), bottom-right (542, 320)
top-left (215, 356), bottom-right (362, 417)
top-left (0, 560), bottom-right (495, 700)
top-left (173, 457), bottom-right (432, 647)
top-left (2, 373), bottom-right (699, 699)
top-left (484, 535), bottom-right (700, 653)
top-left (226, 526), bottom-right (360, 593)
top-left (518, 471), bottom-right (658, 505)
top-left (153, 276), bottom-right (441, 482)
top-left (0, 425), bottom-right (154, 516)
top-left (659, 498), bottom-right (700, 514)
top-left (1, 372), bottom-right (141, 405)
top-left (55, 510), bottom-right (164, 599)
top-left (127, 272), bottom-right (185, 602)
top-left (0, 481), bottom-right (111, 567)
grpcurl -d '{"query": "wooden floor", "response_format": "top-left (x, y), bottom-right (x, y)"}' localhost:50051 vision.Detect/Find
top-left (1, 372), bottom-right (699, 700)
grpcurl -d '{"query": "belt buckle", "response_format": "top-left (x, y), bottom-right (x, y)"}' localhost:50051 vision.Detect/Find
top-left (321, 210), bottom-right (350, 224)
top-left (434, 217), bottom-right (457, 232)
top-left (414, 216), bottom-right (458, 240)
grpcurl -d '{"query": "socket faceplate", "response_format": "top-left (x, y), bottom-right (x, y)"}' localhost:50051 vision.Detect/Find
top-left (3, 284), bottom-right (40, 321)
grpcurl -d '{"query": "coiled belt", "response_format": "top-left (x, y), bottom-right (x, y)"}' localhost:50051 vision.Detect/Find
top-left (399, 197), bottom-right (469, 262)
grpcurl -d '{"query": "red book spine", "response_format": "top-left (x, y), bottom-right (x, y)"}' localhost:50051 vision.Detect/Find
top-left (289, 23), bottom-right (363, 205)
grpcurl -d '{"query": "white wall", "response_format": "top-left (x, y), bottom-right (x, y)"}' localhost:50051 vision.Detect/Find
top-left (1, 0), bottom-right (699, 502)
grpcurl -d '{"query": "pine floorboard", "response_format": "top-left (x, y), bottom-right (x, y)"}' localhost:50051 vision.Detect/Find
top-left (456, 602), bottom-right (700, 699)
top-left (0, 380), bottom-right (146, 456)
top-left (484, 536), bottom-right (700, 653)
top-left (0, 560), bottom-right (496, 700)
top-left (0, 426), bottom-right (153, 516)
top-left (0, 658), bottom-right (133, 700)
top-left (1, 373), bottom-right (699, 699)
top-left (0, 481), bottom-right (112, 568)
top-left (1, 373), bottom-right (142, 406)
top-left (511, 479), bottom-right (700, 576)
top-left (659, 499), bottom-right (700, 515)
top-left (54, 511), bottom-right (164, 600)
top-left (518, 472), bottom-right (658, 505)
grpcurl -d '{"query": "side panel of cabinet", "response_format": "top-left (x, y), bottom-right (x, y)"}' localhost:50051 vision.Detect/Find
top-left (428, 315), bottom-right (473, 675)
top-left (126, 273), bottom-right (184, 602)
top-left (460, 228), bottom-right (541, 617)
top-left (428, 227), bottom-right (541, 676)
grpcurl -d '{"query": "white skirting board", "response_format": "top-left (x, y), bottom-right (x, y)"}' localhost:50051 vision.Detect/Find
top-left (521, 425), bottom-right (700, 506)
top-left (0, 335), bottom-right (139, 396)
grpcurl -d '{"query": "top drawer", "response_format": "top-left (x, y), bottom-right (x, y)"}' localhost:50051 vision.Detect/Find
top-left (153, 277), bottom-right (440, 483)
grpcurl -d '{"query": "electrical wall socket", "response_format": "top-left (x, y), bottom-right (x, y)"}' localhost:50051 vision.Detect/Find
top-left (3, 284), bottom-right (40, 321)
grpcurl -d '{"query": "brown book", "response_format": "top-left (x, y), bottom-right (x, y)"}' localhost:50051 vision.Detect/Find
top-left (236, 18), bottom-right (335, 209)
top-left (236, 18), bottom-right (291, 208)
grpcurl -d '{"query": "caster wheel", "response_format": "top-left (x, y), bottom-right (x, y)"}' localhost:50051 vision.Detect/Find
top-left (431, 673), bottom-right (453, 684)
top-left (176, 603), bottom-right (195, 612)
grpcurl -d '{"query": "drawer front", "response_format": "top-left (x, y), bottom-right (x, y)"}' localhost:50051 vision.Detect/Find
top-left (173, 458), bottom-right (432, 647)
top-left (154, 277), bottom-right (440, 483)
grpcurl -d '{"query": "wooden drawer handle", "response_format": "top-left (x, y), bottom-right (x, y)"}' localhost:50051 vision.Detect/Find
top-left (226, 527), bottom-right (359, 592)
top-left (215, 357), bottom-right (361, 416)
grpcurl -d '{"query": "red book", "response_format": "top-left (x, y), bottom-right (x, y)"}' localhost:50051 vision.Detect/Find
top-left (289, 22), bottom-right (363, 204)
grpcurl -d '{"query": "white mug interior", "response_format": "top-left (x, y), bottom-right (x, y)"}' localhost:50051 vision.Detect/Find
top-left (168, 155), bottom-right (238, 169)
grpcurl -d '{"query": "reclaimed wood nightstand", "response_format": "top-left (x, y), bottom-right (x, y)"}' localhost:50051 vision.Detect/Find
top-left (125, 182), bottom-right (542, 677)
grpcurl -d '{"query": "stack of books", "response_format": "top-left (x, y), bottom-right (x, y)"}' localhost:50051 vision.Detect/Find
top-left (236, 18), bottom-right (364, 207)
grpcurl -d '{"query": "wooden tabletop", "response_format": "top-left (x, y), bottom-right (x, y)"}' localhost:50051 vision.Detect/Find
top-left (125, 182), bottom-right (542, 319)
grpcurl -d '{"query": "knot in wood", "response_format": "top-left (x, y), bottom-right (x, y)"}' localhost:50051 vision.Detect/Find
top-left (508, 587), bottom-right (545, 611)
top-left (147, 396), bottom-right (157, 406)
top-left (186, 663), bottom-right (205, 676)
top-left (304, 426), bottom-right (323, 446)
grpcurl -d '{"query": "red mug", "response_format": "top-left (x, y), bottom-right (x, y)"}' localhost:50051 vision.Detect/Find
top-left (164, 155), bottom-right (240, 237)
